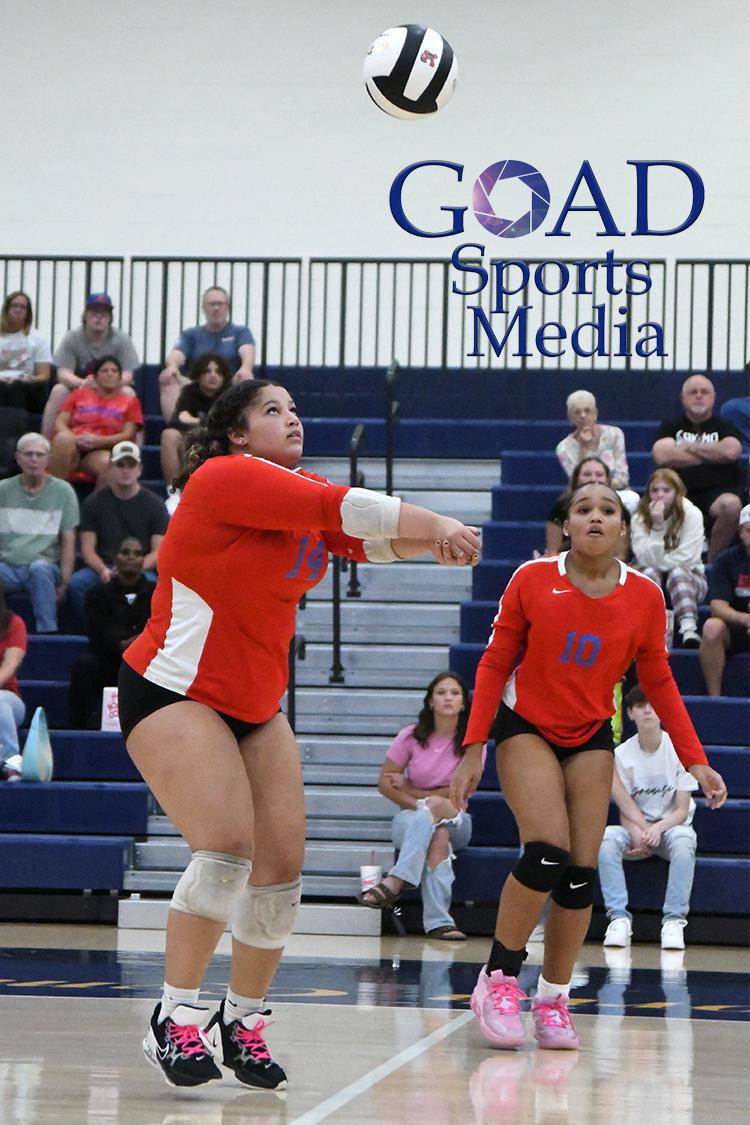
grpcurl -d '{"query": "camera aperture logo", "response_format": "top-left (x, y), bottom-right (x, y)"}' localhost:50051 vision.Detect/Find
top-left (389, 158), bottom-right (706, 360)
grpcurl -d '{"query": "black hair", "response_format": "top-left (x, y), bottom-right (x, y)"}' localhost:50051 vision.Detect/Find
top-left (92, 354), bottom-right (123, 377)
top-left (567, 480), bottom-right (626, 519)
top-left (187, 351), bottom-right (232, 389)
top-left (174, 379), bottom-right (277, 491)
top-left (624, 684), bottom-right (648, 709)
top-left (412, 670), bottom-right (471, 754)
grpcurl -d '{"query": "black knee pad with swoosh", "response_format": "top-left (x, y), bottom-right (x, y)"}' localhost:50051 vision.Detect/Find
top-left (552, 865), bottom-right (597, 909)
top-left (513, 841), bottom-right (570, 892)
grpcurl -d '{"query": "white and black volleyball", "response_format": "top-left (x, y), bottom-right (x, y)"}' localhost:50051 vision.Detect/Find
top-left (364, 25), bottom-right (458, 120)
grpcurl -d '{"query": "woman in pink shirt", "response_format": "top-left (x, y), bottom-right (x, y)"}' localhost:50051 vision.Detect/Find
top-left (359, 671), bottom-right (483, 940)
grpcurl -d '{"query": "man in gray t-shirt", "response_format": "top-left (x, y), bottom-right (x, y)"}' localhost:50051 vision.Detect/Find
top-left (41, 292), bottom-right (140, 439)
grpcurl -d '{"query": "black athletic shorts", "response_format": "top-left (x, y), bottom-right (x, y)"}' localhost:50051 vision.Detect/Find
top-left (117, 660), bottom-right (270, 743)
top-left (490, 702), bottom-right (615, 760)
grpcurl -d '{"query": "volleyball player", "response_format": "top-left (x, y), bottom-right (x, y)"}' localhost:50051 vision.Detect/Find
top-left (118, 379), bottom-right (480, 1090)
top-left (450, 481), bottom-right (726, 1051)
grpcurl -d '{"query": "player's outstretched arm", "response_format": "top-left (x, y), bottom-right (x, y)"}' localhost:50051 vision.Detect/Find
top-left (688, 763), bottom-right (728, 809)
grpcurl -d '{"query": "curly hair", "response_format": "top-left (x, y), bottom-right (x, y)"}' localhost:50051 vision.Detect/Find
top-left (636, 468), bottom-right (687, 551)
top-left (187, 352), bottom-right (232, 388)
top-left (412, 670), bottom-right (471, 754)
top-left (174, 379), bottom-right (276, 491)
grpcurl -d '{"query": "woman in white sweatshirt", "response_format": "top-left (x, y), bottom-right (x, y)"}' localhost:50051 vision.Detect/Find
top-left (631, 468), bottom-right (707, 648)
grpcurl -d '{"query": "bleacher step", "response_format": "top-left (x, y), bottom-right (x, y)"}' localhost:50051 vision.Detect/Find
top-left (307, 563), bottom-right (473, 603)
top-left (298, 602), bottom-right (459, 644)
top-left (118, 897), bottom-right (380, 935)
top-left (132, 840), bottom-right (394, 874)
top-left (295, 644), bottom-right (449, 687)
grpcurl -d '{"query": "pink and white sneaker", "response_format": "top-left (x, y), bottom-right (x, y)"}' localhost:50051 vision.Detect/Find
top-left (531, 995), bottom-right (579, 1050)
top-left (471, 968), bottom-right (528, 1049)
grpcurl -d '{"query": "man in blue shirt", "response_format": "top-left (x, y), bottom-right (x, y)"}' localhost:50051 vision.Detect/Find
top-left (158, 287), bottom-right (255, 419)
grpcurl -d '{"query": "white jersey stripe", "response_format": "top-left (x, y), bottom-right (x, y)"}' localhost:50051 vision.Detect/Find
top-left (143, 578), bottom-right (214, 695)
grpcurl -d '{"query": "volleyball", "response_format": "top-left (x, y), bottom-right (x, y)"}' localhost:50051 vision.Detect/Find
top-left (363, 25), bottom-right (458, 120)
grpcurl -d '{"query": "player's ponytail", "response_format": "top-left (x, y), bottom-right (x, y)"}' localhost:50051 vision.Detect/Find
top-left (174, 379), bottom-right (277, 490)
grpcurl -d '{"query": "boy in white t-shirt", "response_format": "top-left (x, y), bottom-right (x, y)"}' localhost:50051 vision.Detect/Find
top-left (599, 684), bottom-right (700, 951)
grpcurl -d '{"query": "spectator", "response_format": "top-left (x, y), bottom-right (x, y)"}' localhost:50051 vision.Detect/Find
top-left (160, 353), bottom-right (231, 486)
top-left (545, 456), bottom-right (630, 556)
top-left (0, 582), bottom-right (27, 774)
top-left (652, 373), bottom-right (744, 561)
top-left (555, 389), bottom-right (638, 508)
top-left (69, 538), bottom-right (154, 729)
top-left (359, 671), bottom-right (484, 941)
top-left (0, 434), bottom-right (79, 633)
top-left (599, 685), bottom-right (700, 951)
top-left (0, 290), bottom-right (52, 413)
top-left (720, 396), bottom-right (750, 455)
top-left (68, 441), bottom-right (168, 624)
top-left (48, 355), bottom-right (143, 487)
top-left (42, 293), bottom-right (140, 439)
top-left (699, 504), bottom-right (750, 696)
top-left (158, 286), bottom-right (255, 421)
top-left (631, 468), bottom-right (706, 648)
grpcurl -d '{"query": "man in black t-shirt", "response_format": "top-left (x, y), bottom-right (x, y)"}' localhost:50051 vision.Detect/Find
top-left (653, 373), bottom-right (745, 560)
top-left (699, 505), bottom-right (750, 695)
top-left (68, 441), bottom-right (168, 626)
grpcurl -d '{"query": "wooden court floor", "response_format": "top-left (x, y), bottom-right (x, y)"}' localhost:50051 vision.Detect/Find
top-left (0, 924), bottom-right (748, 1124)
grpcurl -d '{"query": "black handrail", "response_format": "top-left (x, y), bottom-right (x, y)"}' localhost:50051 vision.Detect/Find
top-left (287, 594), bottom-right (307, 731)
top-left (385, 361), bottom-right (401, 496)
top-left (347, 423), bottom-right (366, 598)
top-left (329, 556), bottom-right (345, 684)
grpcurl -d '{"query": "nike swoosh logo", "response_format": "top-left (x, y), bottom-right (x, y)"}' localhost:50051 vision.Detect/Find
top-left (570, 881), bottom-right (588, 889)
top-left (552, 588), bottom-right (571, 595)
top-left (540, 859), bottom-right (560, 865)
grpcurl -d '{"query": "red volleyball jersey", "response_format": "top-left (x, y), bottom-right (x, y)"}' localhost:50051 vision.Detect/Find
top-left (124, 455), bottom-right (368, 722)
top-left (464, 553), bottom-right (707, 768)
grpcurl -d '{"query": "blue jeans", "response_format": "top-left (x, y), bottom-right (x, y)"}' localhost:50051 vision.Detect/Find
top-left (0, 689), bottom-right (26, 761)
top-left (0, 560), bottom-right (61, 632)
top-left (598, 824), bottom-right (697, 923)
top-left (390, 806), bottom-right (472, 932)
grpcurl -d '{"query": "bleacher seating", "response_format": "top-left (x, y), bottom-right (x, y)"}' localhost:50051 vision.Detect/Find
top-left (2, 363), bottom-right (747, 940)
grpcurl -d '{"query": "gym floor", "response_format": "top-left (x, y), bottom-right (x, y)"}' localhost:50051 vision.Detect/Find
top-left (0, 924), bottom-right (747, 1124)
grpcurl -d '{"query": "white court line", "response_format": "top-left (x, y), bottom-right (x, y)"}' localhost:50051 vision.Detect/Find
top-left (290, 1008), bottom-right (474, 1125)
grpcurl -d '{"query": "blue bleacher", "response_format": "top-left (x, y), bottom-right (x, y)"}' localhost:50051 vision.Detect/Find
top-left (4, 363), bottom-right (747, 931)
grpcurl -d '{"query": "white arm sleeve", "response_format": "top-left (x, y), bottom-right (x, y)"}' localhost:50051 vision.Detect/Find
top-left (362, 538), bottom-right (400, 563)
top-left (340, 488), bottom-right (401, 540)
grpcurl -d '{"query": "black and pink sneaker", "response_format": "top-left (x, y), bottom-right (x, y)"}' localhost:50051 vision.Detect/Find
top-left (143, 1003), bottom-right (222, 1087)
top-left (207, 1001), bottom-right (288, 1090)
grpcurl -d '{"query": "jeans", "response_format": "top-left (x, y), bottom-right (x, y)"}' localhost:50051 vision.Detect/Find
top-left (598, 823), bottom-right (697, 922)
top-left (0, 689), bottom-right (26, 761)
top-left (390, 806), bottom-right (472, 932)
top-left (0, 560), bottom-right (61, 632)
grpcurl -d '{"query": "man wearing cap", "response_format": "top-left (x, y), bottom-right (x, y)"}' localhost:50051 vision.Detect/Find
top-left (158, 286), bottom-right (255, 420)
top-left (41, 294), bottom-right (140, 439)
top-left (0, 433), bottom-right (79, 632)
top-left (699, 504), bottom-right (750, 695)
top-left (67, 441), bottom-right (168, 625)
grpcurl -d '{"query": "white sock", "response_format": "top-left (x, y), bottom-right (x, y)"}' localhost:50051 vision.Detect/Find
top-left (224, 987), bottom-right (265, 1024)
top-left (536, 974), bottom-right (571, 1002)
top-left (159, 982), bottom-right (201, 1022)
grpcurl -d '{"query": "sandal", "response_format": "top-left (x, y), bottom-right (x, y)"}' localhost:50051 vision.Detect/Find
top-left (426, 926), bottom-right (467, 941)
top-left (357, 881), bottom-right (401, 909)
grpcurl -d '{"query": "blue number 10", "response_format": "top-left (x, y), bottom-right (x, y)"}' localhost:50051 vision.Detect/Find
top-left (561, 631), bottom-right (601, 667)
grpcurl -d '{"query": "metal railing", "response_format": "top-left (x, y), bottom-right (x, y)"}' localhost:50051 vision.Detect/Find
top-left (2, 253), bottom-right (745, 371)
top-left (0, 255), bottom-right (125, 352)
top-left (673, 260), bottom-right (750, 370)
top-left (384, 362), bottom-right (401, 495)
top-left (127, 257), bottom-right (303, 366)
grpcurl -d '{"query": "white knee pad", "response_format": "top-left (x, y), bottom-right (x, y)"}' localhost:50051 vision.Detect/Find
top-left (170, 850), bottom-right (251, 923)
top-left (340, 488), bottom-right (401, 540)
top-left (231, 877), bottom-right (302, 949)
